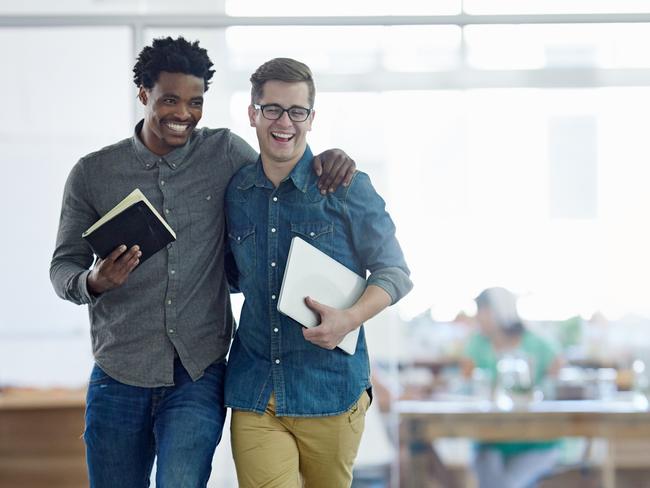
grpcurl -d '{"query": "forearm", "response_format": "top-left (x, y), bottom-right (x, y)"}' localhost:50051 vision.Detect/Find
top-left (346, 285), bottom-right (392, 330)
top-left (367, 267), bottom-right (413, 305)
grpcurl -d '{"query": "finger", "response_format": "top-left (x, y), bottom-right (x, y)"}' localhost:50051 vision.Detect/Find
top-left (106, 244), bottom-right (128, 262)
top-left (318, 159), bottom-right (342, 193)
top-left (304, 296), bottom-right (328, 315)
top-left (303, 331), bottom-right (335, 350)
top-left (326, 163), bottom-right (349, 192)
top-left (342, 164), bottom-right (357, 187)
top-left (106, 245), bottom-right (138, 274)
top-left (303, 324), bottom-right (327, 339)
top-left (303, 327), bottom-right (316, 339)
top-left (316, 158), bottom-right (334, 191)
top-left (312, 155), bottom-right (324, 177)
top-left (125, 250), bottom-right (142, 272)
top-left (113, 245), bottom-right (139, 265)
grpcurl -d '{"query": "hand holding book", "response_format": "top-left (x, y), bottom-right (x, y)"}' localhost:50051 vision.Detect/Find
top-left (82, 189), bottom-right (176, 262)
top-left (82, 188), bottom-right (176, 295)
top-left (87, 244), bottom-right (142, 295)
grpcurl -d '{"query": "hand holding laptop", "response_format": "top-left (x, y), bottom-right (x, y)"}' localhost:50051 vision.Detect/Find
top-left (277, 237), bottom-right (366, 355)
top-left (302, 296), bottom-right (360, 351)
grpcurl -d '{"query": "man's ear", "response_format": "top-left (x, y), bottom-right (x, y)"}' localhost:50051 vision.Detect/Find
top-left (248, 104), bottom-right (257, 128)
top-left (138, 87), bottom-right (148, 106)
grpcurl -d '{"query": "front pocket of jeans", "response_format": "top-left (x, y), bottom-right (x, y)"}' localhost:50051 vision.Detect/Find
top-left (348, 391), bottom-right (370, 434)
top-left (88, 364), bottom-right (111, 385)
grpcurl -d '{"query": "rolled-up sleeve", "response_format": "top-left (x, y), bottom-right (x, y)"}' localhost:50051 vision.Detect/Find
top-left (343, 172), bottom-right (413, 304)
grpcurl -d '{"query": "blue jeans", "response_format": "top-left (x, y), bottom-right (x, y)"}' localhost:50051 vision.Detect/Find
top-left (84, 359), bottom-right (227, 488)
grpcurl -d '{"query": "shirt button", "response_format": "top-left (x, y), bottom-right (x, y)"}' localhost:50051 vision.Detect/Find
top-left (275, 359), bottom-right (280, 364)
top-left (273, 196), bottom-right (278, 202)
top-left (309, 232), bottom-right (315, 237)
top-left (237, 236), bottom-right (241, 241)
top-left (160, 180), bottom-right (165, 186)
top-left (168, 328), bottom-right (175, 334)
top-left (271, 295), bottom-right (276, 300)
top-left (165, 208), bottom-right (170, 214)
top-left (273, 328), bottom-right (279, 333)
top-left (170, 269), bottom-right (176, 275)
top-left (171, 163), bottom-right (176, 168)
top-left (271, 228), bottom-right (276, 233)
top-left (167, 299), bottom-right (172, 305)
top-left (271, 262), bottom-right (276, 267)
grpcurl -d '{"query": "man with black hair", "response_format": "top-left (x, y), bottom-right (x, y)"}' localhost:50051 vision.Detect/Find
top-left (50, 37), bottom-right (355, 488)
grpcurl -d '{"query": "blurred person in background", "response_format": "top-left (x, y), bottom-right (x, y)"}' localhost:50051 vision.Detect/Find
top-left (460, 287), bottom-right (562, 488)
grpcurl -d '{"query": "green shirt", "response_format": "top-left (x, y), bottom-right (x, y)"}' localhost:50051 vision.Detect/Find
top-left (464, 330), bottom-right (559, 456)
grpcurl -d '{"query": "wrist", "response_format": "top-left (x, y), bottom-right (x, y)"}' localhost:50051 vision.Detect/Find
top-left (344, 308), bottom-right (362, 332)
top-left (86, 272), bottom-right (104, 296)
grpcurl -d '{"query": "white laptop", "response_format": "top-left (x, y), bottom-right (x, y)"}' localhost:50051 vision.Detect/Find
top-left (277, 237), bottom-right (367, 355)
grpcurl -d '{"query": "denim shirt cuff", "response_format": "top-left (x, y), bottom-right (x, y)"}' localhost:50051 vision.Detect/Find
top-left (367, 267), bottom-right (413, 305)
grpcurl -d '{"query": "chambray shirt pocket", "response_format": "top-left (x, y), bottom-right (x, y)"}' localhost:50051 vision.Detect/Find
top-left (228, 225), bottom-right (256, 278)
top-left (289, 221), bottom-right (334, 255)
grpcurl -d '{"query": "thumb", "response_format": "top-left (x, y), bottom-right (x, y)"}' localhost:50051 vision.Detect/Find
top-left (304, 296), bottom-right (327, 314)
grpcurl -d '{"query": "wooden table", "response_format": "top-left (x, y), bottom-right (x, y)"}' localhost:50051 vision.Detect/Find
top-left (0, 388), bottom-right (87, 488)
top-left (397, 397), bottom-right (650, 488)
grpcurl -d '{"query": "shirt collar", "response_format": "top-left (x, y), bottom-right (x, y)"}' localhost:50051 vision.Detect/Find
top-left (131, 119), bottom-right (193, 171)
top-left (286, 145), bottom-right (314, 193)
top-left (239, 145), bottom-right (314, 192)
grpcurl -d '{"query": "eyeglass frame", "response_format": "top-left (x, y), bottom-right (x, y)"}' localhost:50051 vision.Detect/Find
top-left (253, 103), bottom-right (313, 122)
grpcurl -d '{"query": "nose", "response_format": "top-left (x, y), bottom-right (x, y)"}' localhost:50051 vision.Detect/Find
top-left (175, 103), bottom-right (191, 120)
top-left (276, 110), bottom-right (293, 126)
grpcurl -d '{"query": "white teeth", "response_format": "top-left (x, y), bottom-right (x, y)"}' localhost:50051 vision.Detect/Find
top-left (166, 122), bottom-right (189, 133)
top-left (272, 132), bottom-right (293, 140)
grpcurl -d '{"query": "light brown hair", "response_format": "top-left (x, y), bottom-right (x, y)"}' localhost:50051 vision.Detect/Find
top-left (250, 58), bottom-right (315, 107)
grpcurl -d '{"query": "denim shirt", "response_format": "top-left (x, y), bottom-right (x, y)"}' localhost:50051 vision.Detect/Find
top-left (224, 146), bottom-right (412, 416)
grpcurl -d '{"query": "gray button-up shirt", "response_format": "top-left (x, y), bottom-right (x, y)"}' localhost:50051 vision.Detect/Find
top-left (50, 121), bottom-right (257, 387)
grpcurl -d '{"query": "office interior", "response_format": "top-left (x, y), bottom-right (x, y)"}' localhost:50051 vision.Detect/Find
top-left (2, 1), bottom-right (650, 487)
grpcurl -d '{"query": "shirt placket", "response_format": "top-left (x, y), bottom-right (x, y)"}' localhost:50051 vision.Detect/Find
top-left (268, 188), bottom-right (285, 409)
top-left (158, 158), bottom-right (179, 357)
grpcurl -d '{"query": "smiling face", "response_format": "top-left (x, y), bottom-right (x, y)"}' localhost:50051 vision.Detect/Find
top-left (138, 71), bottom-right (205, 156)
top-left (249, 80), bottom-right (313, 167)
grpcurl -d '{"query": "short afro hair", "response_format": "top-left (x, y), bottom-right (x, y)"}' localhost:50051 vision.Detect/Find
top-left (133, 36), bottom-right (215, 91)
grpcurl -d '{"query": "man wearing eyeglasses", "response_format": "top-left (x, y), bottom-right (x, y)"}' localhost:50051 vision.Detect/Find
top-left (224, 58), bottom-right (412, 488)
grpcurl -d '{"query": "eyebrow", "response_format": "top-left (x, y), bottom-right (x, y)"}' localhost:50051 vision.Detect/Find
top-left (161, 94), bottom-right (204, 101)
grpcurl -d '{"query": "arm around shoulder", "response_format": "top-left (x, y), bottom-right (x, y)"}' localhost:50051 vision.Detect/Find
top-left (227, 131), bottom-right (258, 175)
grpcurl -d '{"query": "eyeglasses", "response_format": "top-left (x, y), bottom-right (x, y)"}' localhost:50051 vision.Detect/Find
top-left (253, 104), bottom-right (312, 122)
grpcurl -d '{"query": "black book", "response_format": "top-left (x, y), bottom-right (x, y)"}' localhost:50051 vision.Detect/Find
top-left (82, 189), bottom-right (176, 264)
